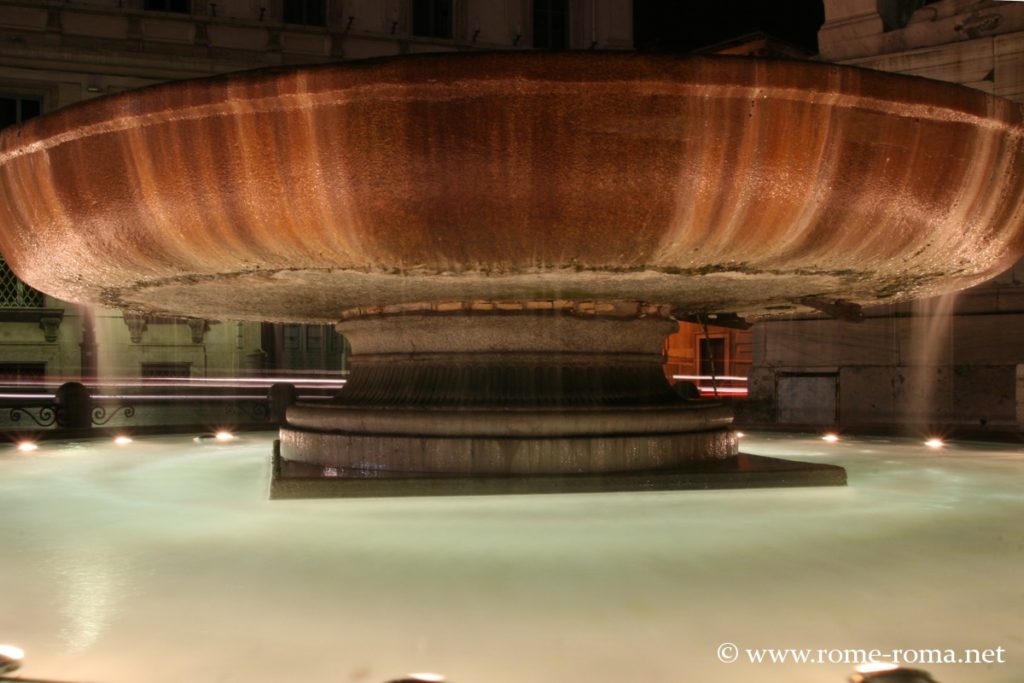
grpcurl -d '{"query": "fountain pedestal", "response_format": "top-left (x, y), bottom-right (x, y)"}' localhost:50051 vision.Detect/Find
top-left (280, 301), bottom-right (736, 474)
top-left (1, 53), bottom-right (1021, 485)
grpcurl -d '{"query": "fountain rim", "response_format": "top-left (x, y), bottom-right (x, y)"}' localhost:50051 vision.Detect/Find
top-left (1, 50), bottom-right (1022, 161)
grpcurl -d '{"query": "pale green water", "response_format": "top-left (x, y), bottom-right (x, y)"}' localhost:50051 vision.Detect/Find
top-left (0, 432), bottom-right (1021, 683)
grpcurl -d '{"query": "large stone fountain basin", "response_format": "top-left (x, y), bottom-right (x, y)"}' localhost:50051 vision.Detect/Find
top-left (0, 52), bottom-right (1022, 322)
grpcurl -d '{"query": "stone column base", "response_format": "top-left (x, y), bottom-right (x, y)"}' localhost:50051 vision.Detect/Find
top-left (281, 302), bottom-right (739, 475)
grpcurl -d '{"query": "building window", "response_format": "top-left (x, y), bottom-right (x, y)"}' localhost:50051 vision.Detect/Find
top-left (0, 258), bottom-right (44, 308)
top-left (0, 98), bottom-right (45, 309)
top-left (140, 362), bottom-right (192, 378)
top-left (143, 0), bottom-right (191, 13)
top-left (533, 0), bottom-right (567, 49)
top-left (305, 325), bottom-right (323, 351)
top-left (0, 95), bottom-right (40, 130)
top-left (283, 324), bottom-right (301, 350)
top-left (0, 362), bottom-right (45, 383)
top-left (413, 0), bottom-right (452, 39)
top-left (698, 337), bottom-right (726, 377)
top-left (878, 0), bottom-right (939, 32)
top-left (284, 0), bottom-right (326, 26)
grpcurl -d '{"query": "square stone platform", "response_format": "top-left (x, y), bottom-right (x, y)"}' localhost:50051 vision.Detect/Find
top-left (269, 441), bottom-right (846, 499)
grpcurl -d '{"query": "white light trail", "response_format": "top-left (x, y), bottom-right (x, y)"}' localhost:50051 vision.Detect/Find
top-left (673, 374), bottom-right (748, 382)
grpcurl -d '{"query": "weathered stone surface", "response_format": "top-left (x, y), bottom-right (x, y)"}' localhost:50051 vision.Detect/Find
top-left (283, 310), bottom-right (739, 473)
top-left (278, 426), bottom-right (739, 475)
top-left (752, 313), bottom-right (1022, 429)
top-left (0, 52), bottom-right (1022, 322)
top-left (760, 318), bottom-right (903, 367)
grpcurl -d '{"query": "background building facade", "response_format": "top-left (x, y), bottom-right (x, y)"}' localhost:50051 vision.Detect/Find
top-left (746, 0), bottom-right (1024, 432)
top-left (0, 0), bottom-right (632, 383)
top-left (2, 0), bottom-right (1021, 434)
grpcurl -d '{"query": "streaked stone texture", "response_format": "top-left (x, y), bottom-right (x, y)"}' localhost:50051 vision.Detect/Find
top-left (0, 52), bottom-right (1022, 322)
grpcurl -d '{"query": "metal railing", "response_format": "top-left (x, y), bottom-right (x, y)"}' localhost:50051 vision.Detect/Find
top-left (672, 374), bottom-right (749, 398)
top-left (0, 375), bottom-right (347, 436)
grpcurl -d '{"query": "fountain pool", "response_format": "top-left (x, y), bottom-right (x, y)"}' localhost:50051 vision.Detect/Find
top-left (0, 431), bottom-right (1020, 683)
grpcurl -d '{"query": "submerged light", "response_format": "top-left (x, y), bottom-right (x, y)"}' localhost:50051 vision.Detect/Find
top-left (854, 662), bottom-right (900, 674)
top-left (114, 435), bottom-right (133, 445)
top-left (924, 438), bottom-right (945, 449)
top-left (0, 644), bottom-right (24, 674)
top-left (214, 430), bottom-right (235, 442)
top-left (822, 433), bottom-right (840, 443)
top-left (16, 441), bottom-right (38, 453)
top-left (849, 663), bottom-right (938, 682)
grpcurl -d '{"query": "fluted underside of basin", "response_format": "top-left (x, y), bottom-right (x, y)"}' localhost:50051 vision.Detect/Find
top-left (0, 52), bottom-right (1022, 321)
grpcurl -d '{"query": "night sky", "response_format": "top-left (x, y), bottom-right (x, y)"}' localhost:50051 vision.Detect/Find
top-left (633, 0), bottom-right (827, 54)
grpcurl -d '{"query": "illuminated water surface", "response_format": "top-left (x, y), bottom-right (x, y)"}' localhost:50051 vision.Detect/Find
top-left (0, 432), bottom-right (1021, 682)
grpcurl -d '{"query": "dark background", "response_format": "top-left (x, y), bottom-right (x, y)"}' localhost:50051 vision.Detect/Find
top-left (633, 0), bottom-right (827, 53)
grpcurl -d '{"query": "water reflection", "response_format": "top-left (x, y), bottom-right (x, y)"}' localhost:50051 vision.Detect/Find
top-left (55, 545), bottom-right (120, 653)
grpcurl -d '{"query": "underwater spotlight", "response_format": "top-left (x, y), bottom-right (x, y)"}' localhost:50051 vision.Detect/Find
top-left (735, 431), bottom-right (746, 438)
top-left (16, 441), bottom-right (38, 452)
top-left (924, 438), bottom-right (945, 449)
top-left (114, 435), bottom-right (133, 445)
top-left (822, 433), bottom-right (840, 443)
top-left (194, 431), bottom-right (239, 444)
top-left (0, 644), bottom-right (24, 675)
top-left (849, 664), bottom-right (939, 682)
